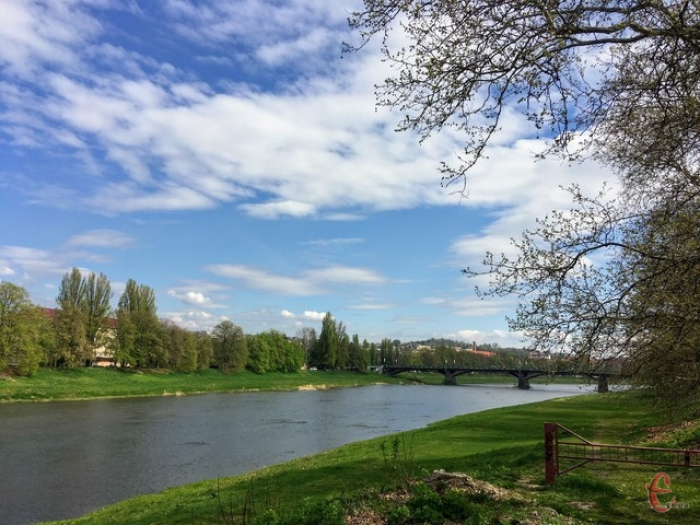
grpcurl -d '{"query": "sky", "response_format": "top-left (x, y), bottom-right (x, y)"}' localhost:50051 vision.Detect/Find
top-left (0, 0), bottom-right (616, 346)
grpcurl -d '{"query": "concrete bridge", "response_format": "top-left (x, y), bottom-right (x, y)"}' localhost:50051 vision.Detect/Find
top-left (381, 365), bottom-right (616, 392)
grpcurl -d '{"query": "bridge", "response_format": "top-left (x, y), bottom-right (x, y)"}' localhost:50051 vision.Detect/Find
top-left (381, 365), bottom-right (617, 392)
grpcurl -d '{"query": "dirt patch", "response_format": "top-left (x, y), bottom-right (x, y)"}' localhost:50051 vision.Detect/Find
top-left (344, 471), bottom-right (583, 525)
top-left (645, 420), bottom-right (698, 444)
top-left (298, 384), bottom-right (329, 391)
top-left (425, 469), bottom-right (524, 502)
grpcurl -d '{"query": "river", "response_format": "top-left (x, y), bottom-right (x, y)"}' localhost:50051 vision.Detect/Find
top-left (0, 383), bottom-right (594, 525)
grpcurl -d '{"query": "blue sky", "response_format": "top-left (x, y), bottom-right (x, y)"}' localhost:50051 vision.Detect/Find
top-left (0, 0), bottom-right (614, 346)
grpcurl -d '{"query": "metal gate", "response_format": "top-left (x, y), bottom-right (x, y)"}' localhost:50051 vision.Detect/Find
top-left (544, 422), bottom-right (700, 484)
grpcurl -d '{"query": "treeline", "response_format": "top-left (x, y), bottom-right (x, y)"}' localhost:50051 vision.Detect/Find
top-left (0, 269), bottom-right (533, 378)
top-left (0, 270), bottom-right (308, 376)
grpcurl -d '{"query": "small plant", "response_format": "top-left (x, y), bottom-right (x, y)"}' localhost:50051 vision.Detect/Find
top-left (386, 504), bottom-right (411, 525)
top-left (380, 434), bottom-right (417, 486)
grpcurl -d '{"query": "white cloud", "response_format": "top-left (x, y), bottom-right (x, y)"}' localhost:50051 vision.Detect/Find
top-left (450, 329), bottom-right (526, 348)
top-left (304, 237), bottom-right (364, 247)
top-left (281, 309), bottom-right (297, 319)
top-left (240, 200), bottom-right (317, 219)
top-left (206, 263), bottom-right (386, 296)
top-left (165, 309), bottom-right (227, 332)
top-left (347, 303), bottom-right (391, 310)
top-left (206, 264), bottom-right (322, 296)
top-left (67, 229), bottom-right (134, 248)
top-left (302, 310), bottom-right (325, 321)
top-left (307, 266), bottom-right (385, 284)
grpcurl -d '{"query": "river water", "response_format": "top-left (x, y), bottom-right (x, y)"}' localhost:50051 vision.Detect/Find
top-left (0, 383), bottom-right (594, 525)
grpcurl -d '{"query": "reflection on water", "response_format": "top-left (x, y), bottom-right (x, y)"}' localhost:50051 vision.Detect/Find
top-left (0, 383), bottom-right (593, 525)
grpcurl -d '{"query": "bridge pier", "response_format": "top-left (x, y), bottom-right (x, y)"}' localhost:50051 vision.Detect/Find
top-left (597, 375), bottom-right (609, 393)
top-left (443, 372), bottom-right (458, 386)
top-left (517, 375), bottom-right (531, 390)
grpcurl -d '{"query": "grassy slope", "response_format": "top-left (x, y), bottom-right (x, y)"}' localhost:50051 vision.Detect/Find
top-left (45, 391), bottom-right (700, 525)
top-left (0, 368), bottom-right (409, 401)
top-left (0, 368), bottom-right (572, 402)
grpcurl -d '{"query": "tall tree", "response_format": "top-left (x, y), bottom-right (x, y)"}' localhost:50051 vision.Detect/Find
top-left (336, 321), bottom-right (349, 370)
top-left (54, 268), bottom-right (89, 366)
top-left (53, 269), bottom-right (113, 366)
top-left (315, 312), bottom-right (338, 370)
top-left (82, 272), bottom-right (112, 360)
top-left (348, 334), bottom-right (369, 372)
top-left (161, 320), bottom-right (198, 373)
top-left (195, 331), bottom-right (214, 371)
top-left (0, 282), bottom-right (43, 375)
top-left (116, 279), bottom-right (163, 368)
top-left (212, 320), bottom-right (247, 373)
top-left (296, 326), bottom-right (317, 364)
top-left (246, 333), bottom-right (270, 374)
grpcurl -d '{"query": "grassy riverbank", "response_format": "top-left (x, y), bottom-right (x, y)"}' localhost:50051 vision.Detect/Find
top-left (0, 368), bottom-right (409, 402)
top-left (0, 367), bottom-right (575, 402)
top-left (46, 391), bottom-right (700, 525)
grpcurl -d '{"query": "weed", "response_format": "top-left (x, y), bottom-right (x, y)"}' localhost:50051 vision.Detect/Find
top-left (380, 434), bottom-right (417, 487)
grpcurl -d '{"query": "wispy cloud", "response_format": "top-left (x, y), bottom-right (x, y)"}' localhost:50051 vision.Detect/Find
top-left (67, 229), bottom-right (134, 248)
top-left (206, 263), bottom-right (386, 296)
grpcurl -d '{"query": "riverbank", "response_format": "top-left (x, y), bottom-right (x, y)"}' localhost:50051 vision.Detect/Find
top-left (46, 391), bottom-right (700, 525)
top-left (0, 367), bottom-right (566, 402)
top-left (0, 368), bottom-right (408, 402)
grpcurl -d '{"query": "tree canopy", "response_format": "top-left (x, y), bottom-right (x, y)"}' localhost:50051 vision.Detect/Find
top-left (351, 0), bottom-right (700, 406)
top-left (349, 0), bottom-right (700, 186)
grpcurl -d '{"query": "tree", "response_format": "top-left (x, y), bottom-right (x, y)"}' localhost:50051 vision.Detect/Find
top-left (348, 334), bottom-right (369, 372)
top-left (54, 268), bottom-right (89, 366)
top-left (161, 320), bottom-right (198, 373)
top-left (246, 334), bottom-right (270, 374)
top-left (53, 268), bottom-right (113, 366)
top-left (116, 279), bottom-right (163, 368)
top-left (351, 0), bottom-right (700, 406)
top-left (296, 327), bottom-right (317, 364)
top-left (212, 320), bottom-right (247, 373)
top-left (253, 330), bottom-right (305, 373)
top-left (314, 312), bottom-right (338, 370)
top-left (348, 0), bottom-right (700, 186)
top-left (82, 272), bottom-right (112, 361)
top-left (195, 331), bottom-right (214, 371)
top-left (0, 282), bottom-right (43, 375)
top-left (336, 321), bottom-right (349, 370)
top-left (379, 338), bottom-right (393, 366)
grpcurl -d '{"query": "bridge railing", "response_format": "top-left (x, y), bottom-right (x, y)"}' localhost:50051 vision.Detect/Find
top-left (544, 422), bottom-right (700, 484)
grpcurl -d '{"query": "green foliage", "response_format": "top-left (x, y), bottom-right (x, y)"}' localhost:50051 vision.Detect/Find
top-left (247, 334), bottom-right (271, 374)
top-left (313, 312), bottom-right (338, 370)
top-left (0, 282), bottom-right (44, 375)
top-left (212, 321), bottom-right (248, 373)
top-left (347, 334), bottom-right (368, 372)
top-left (247, 331), bottom-right (305, 374)
top-left (116, 279), bottom-right (163, 368)
top-left (161, 320), bottom-right (199, 373)
top-left (0, 368), bottom-right (401, 401)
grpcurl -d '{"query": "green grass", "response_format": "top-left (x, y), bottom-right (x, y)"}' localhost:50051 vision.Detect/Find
top-left (43, 391), bottom-right (700, 525)
top-left (0, 367), bottom-right (407, 401)
top-left (0, 368), bottom-right (568, 401)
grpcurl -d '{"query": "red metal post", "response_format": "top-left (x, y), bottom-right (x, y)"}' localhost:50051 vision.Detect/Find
top-left (544, 422), bottom-right (558, 484)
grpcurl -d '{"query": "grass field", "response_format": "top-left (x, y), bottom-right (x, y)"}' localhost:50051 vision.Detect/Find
top-left (43, 390), bottom-right (700, 525)
top-left (0, 367), bottom-right (581, 402)
top-left (0, 368), bottom-right (409, 401)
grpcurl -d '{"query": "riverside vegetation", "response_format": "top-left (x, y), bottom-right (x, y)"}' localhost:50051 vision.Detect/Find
top-left (0, 368), bottom-right (404, 402)
top-left (0, 368), bottom-right (581, 402)
top-left (35, 390), bottom-right (700, 525)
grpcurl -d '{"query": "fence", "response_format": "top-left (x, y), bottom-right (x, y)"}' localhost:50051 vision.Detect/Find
top-left (544, 422), bottom-right (700, 484)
